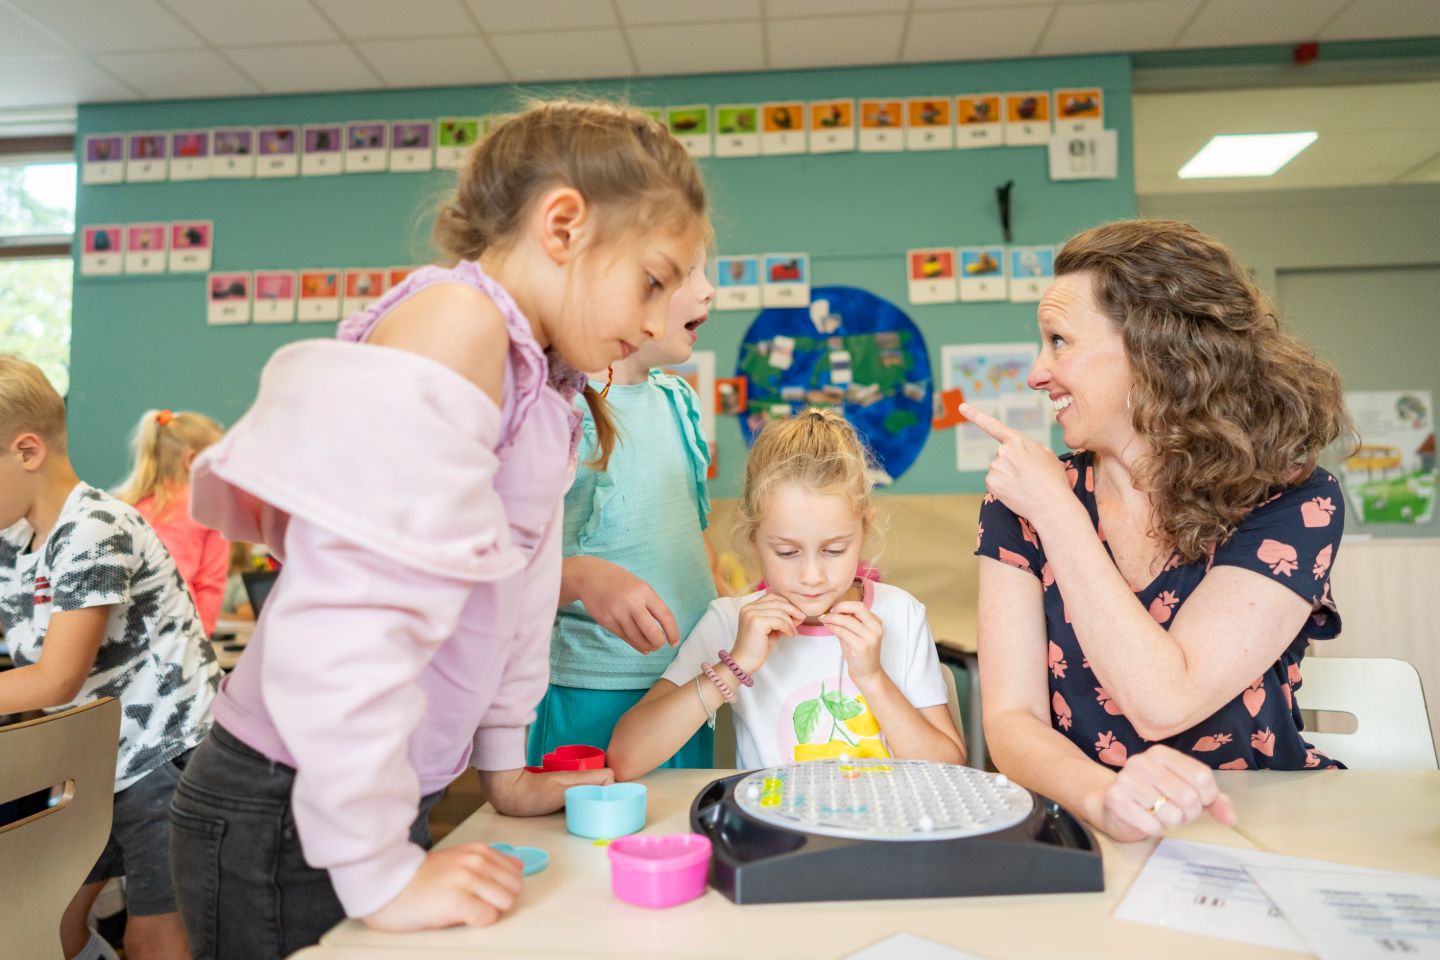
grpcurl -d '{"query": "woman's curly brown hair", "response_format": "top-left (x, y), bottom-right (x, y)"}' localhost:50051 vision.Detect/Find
top-left (1055, 219), bottom-right (1357, 563)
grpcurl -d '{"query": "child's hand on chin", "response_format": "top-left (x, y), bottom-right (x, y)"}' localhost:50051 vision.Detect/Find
top-left (822, 601), bottom-right (884, 681)
top-left (733, 593), bottom-right (805, 675)
top-left (364, 842), bottom-right (524, 932)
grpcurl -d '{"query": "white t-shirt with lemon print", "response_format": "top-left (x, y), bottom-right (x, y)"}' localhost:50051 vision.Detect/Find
top-left (661, 580), bottom-right (950, 770)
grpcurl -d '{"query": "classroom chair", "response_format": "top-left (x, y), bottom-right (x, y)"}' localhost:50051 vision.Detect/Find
top-left (1299, 657), bottom-right (1437, 770)
top-left (0, 698), bottom-right (121, 960)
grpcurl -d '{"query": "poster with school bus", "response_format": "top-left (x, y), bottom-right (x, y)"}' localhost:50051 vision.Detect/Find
top-left (1341, 390), bottom-right (1435, 525)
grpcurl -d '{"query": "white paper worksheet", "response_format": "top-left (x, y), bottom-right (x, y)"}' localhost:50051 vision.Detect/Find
top-left (844, 932), bottom-right (990, 960)
top-left (1114, 838), bottom-right (1373, 951)
top-left (1247, 866), bottom-right (1440, 960)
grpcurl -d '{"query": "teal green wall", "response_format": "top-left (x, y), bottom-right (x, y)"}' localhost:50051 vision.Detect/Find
top-left (72, 55), bottom-right (1134, 497)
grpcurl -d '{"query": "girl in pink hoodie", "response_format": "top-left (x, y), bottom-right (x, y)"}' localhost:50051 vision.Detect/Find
top-left (173, 100), bottom-right (711, 957)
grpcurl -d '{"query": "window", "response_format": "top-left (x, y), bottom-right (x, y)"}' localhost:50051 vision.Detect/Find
top-left (1, 137), bottom-right (76, 396)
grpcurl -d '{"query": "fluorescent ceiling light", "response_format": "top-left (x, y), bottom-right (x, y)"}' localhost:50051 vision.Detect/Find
top-left (1178, 132), bottom-right (1318, 179)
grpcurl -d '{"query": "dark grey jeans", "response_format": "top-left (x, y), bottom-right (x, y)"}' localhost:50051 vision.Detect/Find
top-left (169, 723), bottom-right (441, 959)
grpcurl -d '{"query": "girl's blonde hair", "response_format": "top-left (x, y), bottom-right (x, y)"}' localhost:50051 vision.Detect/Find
top-left (433, 99), bottom-right (710, 469)
top-left (734, 408), bottom-right (879, 558)
top-left (115, 409), bottom-right (223, 514)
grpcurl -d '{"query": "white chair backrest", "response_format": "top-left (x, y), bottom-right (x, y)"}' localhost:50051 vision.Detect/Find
top-left (1299, 657), bottom-right (1437, 770)
top-left (0, 699), bottom-right (120, 960)
top-left (939, 664), bottom-right (969, 764)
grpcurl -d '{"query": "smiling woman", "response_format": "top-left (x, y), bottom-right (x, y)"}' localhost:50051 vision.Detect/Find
top-left (970, 219), bottom-right (1358, 845)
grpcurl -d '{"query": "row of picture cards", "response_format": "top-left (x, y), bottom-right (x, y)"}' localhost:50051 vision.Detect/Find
top-left (80, 222), bottom-right (214, 275)
top-left (81, 88), bottom-right (1103, 184)
top-left (205, 268), bottom-right (413, 325)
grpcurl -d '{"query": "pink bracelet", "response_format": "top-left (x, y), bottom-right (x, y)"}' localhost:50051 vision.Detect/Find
top-left (701, 663), bottom-right (736, 704)
top-left (717, 649), bottom-right (754, 688)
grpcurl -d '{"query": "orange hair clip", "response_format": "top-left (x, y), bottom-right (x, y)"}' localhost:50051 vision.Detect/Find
top-left (155, 409), bottom-right (174, 427)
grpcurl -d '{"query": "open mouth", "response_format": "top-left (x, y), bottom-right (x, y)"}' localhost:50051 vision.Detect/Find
top-left (684, 313), bottom-right (708, 335)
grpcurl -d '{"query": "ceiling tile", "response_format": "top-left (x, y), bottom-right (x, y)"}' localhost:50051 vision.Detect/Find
top-left (628, 21), bottom-right (764, 76)
top-left (1320, 0), bottom-right (1440, 41)
top-left (490, 29), bottom-right (633, 81)
top-left (4, 0), bottom-right (202, 53)
top-left (464, 0), bottom-right (615, 33)
top-left (768, 0), bottom-right (907, 17)
top-left (1037, 0), bottom-right (1200, 55)
top-left (915, 0), bottom-right (1050, 7)
top-left (1179, 0), bottom-right (1348, 47)
top-left (225, 43), bottom-right (379, 94)
top-left (354, 36), bottom-right (508, 87)
top-left (96, 49), bottom-right (261, 98)
top-left (618, 0), bottom-right (760, 24)
top-left (312, 0), bottom-right (478, 40)
top-left (0, 6), bottom-right (66, 57)
top-left (903, 7), bottom-right (1053, 63)
top-left (767, 15), bottom-right (906, 70)
top-left (0, 55), bottom-right (136, 108)
top-left (164, 0), bottom-right (338, 46)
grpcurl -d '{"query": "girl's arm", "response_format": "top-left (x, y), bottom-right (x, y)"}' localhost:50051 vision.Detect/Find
top-left (979, 556), bottom-right (1234, 841)
top-left (192, 524), bottom-right (230, 636)
top-left (608, 676), bottom-right (720, 781)
top-left (965, 404), bottom-right (1316, 741)
top-left (823, 601), bottom-right (964, 764)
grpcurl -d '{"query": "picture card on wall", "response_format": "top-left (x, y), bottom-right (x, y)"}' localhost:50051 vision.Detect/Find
top-left (716, 376), bottom-right (747, 416)
top-left (1009, 246), bottom-right (1055, 302)
top-left (1004, 93), bottom-right (1052, 146)
top-left (714, 255), bottom-right (760, 311)
top-left (302, 125), bottom-right (343, 176)
top-left (345, 122), bottom-right (388, 173)
top-left (906, 98), bottom-right (953, 151)
top-left (1055, 88), bottom-right (1104, 133)
top-left (859, 99), bottom-right (904, 152)
top-left (481, 114), bottom-right (513, 137)
top-left (907, 248), bottom-right (958, 304)
top-left (298, 270), bottom-right (341, 322)
top-left (256, 126), bottom-right (299, 178)
top-left (809, 100), bottom-right (855, 153)
top-left (169, 221), bottom-right (213, 272)
top-left (80, 225), bottom-right (123, 275)
top-left (958, 246), bottom-right (1008, 301)
top-left (208, 272), bottom-right (250, 325)
top-left (667, 106), bottom-right (712, 158)
top-left (124, 223), bottom-right (168, 274)
top-left (761, 253), bottom-right (810, 308)
top-left (761, 102), bottom-right (806, 155)
top-left (389, 121), bottom-right (433, 172)
top-left (1048, 128), bottom-right (1118, 181)
top-left (343, 268), bottom-right (384, 315)
top-left (126, 133), bottom-right (168, 182)
top-left (955, 94), bottom-right (1003, 149)
top-left (715, 105), bottom-right (760, 157)
top-left (252, 271), bottom-right (297, 324)
top-left (387, 266), bottom-right (417, 289)
top-left (169, 131), bottom-right (211, 180)
top-left (212, 128), bottom-right (255, 177)
top-left (82, 135), bottom-right (124, 185)
top-left (436, 118), bottom-right (479, 169)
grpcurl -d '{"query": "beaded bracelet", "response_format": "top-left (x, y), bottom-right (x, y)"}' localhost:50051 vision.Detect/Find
top-left (701, 663), bottom-right (737, 704)
top-left (693, 675), bottom-right (716, 730)
top-left (717, 649), bottom-right (754, 688)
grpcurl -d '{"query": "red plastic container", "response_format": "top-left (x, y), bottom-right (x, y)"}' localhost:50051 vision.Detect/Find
top-left (525, 744), bottom-right (606, 773)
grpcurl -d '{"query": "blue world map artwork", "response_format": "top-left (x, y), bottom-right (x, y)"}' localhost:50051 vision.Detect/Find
top-left (737, 285), bottom-right (932, 483)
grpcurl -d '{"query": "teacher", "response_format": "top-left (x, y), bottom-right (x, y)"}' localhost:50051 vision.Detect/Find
top-left (970, 219), bottom-right (1354, 842)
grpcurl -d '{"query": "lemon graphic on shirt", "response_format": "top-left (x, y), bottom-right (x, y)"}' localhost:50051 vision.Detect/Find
top-left (843, 695), bottom-right (881, 737)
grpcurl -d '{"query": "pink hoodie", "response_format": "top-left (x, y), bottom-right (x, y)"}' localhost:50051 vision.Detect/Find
top-left (190, 262), bottom-right (583, 917)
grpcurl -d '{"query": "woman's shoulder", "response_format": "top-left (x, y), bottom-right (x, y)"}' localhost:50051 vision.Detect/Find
top-left (1246, 464), bottom-right (1345, 527)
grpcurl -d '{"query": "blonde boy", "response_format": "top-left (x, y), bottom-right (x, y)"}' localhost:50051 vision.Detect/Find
top-left (0, 356), bottom-right (218, 960)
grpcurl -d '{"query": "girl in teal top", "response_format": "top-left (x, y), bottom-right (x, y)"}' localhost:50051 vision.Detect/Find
top-left (527, 249), bottom-right (718, 768)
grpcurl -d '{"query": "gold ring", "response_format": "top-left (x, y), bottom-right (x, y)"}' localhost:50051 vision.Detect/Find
top-left (1146, 794), bottom-right (1169, 817)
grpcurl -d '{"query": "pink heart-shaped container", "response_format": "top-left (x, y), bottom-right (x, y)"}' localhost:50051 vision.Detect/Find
top-left (606, 833), bottom-right (712, 909)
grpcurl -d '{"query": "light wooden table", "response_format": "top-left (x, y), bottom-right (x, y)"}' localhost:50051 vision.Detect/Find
top-left (297, 768), bottom-right (1439, 960)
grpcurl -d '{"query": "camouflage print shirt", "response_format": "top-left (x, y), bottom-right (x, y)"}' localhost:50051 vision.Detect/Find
top-left (0, 482), bottom-right (218, 790)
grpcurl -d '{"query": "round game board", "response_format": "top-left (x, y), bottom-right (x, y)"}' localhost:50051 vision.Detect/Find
top-left (733, 759), bottom-right (1034, 842)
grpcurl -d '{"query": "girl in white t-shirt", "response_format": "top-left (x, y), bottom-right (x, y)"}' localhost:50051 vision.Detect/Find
top-left (610, 407), bottom-right (965, 776)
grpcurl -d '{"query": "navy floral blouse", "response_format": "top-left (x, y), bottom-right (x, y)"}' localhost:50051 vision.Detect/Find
top-left (976, 451), bottom-right (1345, 771)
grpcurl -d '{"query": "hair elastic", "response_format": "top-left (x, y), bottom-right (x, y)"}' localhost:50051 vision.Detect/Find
top-left (600, 365), bottom-right (615, 399)
top-left (701, 663), bottom-right (736, 704)
top-left (717, 649), bottom-right (754, 688)
top-left (155, 409), bottom-right (174, 427)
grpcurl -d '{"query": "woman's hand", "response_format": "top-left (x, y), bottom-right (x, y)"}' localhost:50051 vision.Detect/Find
top-left (1097, 744), bottom-right (1237, 842)
top-left (733, 593), bottom-right (805, 675)
top-left (563, 556), bottom-right (678, 653)
top-left (822, 600), bottom-right (885, 682)
top-left (363, 843), bottom-right (524, 931)
top-left (961, 403), bottom-right (1073, 530)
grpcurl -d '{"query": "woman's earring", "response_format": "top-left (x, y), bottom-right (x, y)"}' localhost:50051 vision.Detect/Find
top-left (600, 364), bottom-right (615, 399)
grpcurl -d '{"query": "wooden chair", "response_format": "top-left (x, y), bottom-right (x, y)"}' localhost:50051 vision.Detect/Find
top-left (1300, 657), bottom-right (1437, 770)
top-left (0, 699), bottom-right (120, 960)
